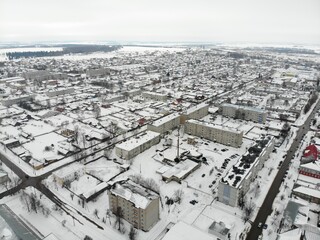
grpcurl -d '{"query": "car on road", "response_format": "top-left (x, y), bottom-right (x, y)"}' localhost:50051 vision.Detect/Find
top-left (263, 224), bottom-right (268, 230)
top-left (258, 222), bottom-right (263, 228)
top-left (258, 235), bottom-right (263, 240)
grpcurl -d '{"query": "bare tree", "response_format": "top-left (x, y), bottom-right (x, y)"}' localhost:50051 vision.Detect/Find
top-left (128, 226), bottom-right (137, 240)
top-left (242, 199), bottom-right (255, 223)
top-left (94, 209), bottom-right (99, 219)
top-left (115, 207), bottom-right (123, 231)
top-left (173, 189), bottom-right (184, 204)
top-left (20, 192), bottom-right (30, 212)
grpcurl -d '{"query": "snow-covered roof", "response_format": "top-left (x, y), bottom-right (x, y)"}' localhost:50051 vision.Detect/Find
top-left (293, 186), bottom-right (320, 199)
top-left (222, 135), bottom-right (273, 188)
top-left (162, 159), bottom-right (200, 180)
top-left (53, 162), bottom-right (84, 179)
top-left (82, 182), bottom-right (108, 199)
top-left (187, 119), bottom-right (242, 134)
top-left (150, 113), bottom-right (180, 127)
top-left (110, 180), bottom-right (159, 209)
top-left (162, 221), bottom-right (213, 240)
top-left (116, 131), bottom-right (160, 151)
top-left (300, 161), bottom-right (320, 172)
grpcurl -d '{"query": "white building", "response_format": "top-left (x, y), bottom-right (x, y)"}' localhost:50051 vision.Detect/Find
top-left (220, 103), bottom-right (267, 124)
top-left (185, 119), bottom-right (243, 148)
top-left (218, 135), bottom-right (275, 207)
top-left (53, 162), bottom-right (85, 186)
top-left (180, 102), bottom-right (209, 124)
top-left (142, 91), bottom-right (167, 102)
top-left (147, 113), bottom-right (180, 134)
top-left (115, 131), bottom-right (160, 160)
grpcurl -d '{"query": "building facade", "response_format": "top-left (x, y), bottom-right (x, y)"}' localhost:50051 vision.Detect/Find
top-left (115, 131), bottom-right (160, 160)
top-left (220, 103), bottom-right (267, 124)
top-left (108, 180), bottom-right (160, 231)
top-left (180, 102), bottom-right (209, 124)
top-left (185, 120), bottom-right (243, 148)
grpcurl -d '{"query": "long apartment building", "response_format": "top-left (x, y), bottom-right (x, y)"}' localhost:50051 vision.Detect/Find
top-left (180, 102), bottom-right (209, 124)
top-left (218, 135), bottom-right (274, 207)
top-left (147, 112), bottom-right (180, 134)
top-left (185, 119), bottom-right (243, 148)
top-left (220, 103), bottom-right (267, 124)
top-left (108, 180), bottom-right (160, 231)
top-left (115, 131), bottom-right (160, 160)
top-left (142, 91), bottom-right (167, 102)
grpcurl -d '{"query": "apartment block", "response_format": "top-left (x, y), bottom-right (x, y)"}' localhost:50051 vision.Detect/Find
top-left (218, 135), bottom-right (274, 207)
top-left (142, 91), bottom-right (167, 102)
top-left (108, 180), bottom-right (160, 231)
top-left (147, 113), bottom-right (180, 134)
top-left (115, 131), bottom-right (160, 160)
top-left (185, 119), bottom-right (243, 148)
top-left (220, 103), bottom-right (267, 123)
top-left (180, 102), bottom-right (209, 124)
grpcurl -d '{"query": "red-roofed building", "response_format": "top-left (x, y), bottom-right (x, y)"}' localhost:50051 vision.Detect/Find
top-left (301, 144), bottom-right (318, 163)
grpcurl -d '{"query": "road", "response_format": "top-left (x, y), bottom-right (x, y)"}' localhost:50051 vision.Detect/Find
top-left (246, 98), bottom-right (320, 240)
top-left (0, 204), bottom-right (42, 240)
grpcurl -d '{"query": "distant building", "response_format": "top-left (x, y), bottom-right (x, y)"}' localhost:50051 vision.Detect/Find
top-left (218, 135), bottom-right (274, 207)
top-left (115, 131), bottom-right (160, 160)
top-left (2, 94), bottom-right (35, 107)
top-left (23, 70), bottom-right (67, 82)
top-left (185, 119), bottom-right (243, 148)
top-left (220, 103), bottom-right (267, 123)
top-left (142, 91), bottom-right (167, 102)
top-left (180, 102), bottom-right (209, 124)
top-left (147, 113), bottom-right (180, 134)
top-left (108, 180), bottom-right (160, 231)
top-left (45, 87), bottom-right (75, 97)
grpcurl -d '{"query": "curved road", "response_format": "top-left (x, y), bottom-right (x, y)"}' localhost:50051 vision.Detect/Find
top-left (246, 98), bottom-right (320, 240)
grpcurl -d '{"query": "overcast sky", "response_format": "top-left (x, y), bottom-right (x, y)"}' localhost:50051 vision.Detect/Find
top-left (0, 0), bottom-right (319, 45)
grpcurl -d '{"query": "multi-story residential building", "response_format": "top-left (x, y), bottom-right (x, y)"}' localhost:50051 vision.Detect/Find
top-left (115, 131), bottom-right (160, 160)
top-left (299, 161), bottom-right (320, 179)
top-left (147, 113), bottom-right (180, 134)
top-left (218, 135), bottom-right (274, 207)
top-left (220, 103), bottom-right (267, 124)
top-left (108, 180), bottom-right (160, 231)
top-left (2, 94), bottom-right (35, 107)
top-left (180, 102), bottom-right (209, 124)
top-left (142, 91), bottom-right (167, 102)
top-left (185, 119), bottom-right (243, 148)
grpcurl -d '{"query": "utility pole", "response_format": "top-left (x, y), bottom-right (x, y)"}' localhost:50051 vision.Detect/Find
top-left (177, 125), bottom-right (180, 159)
